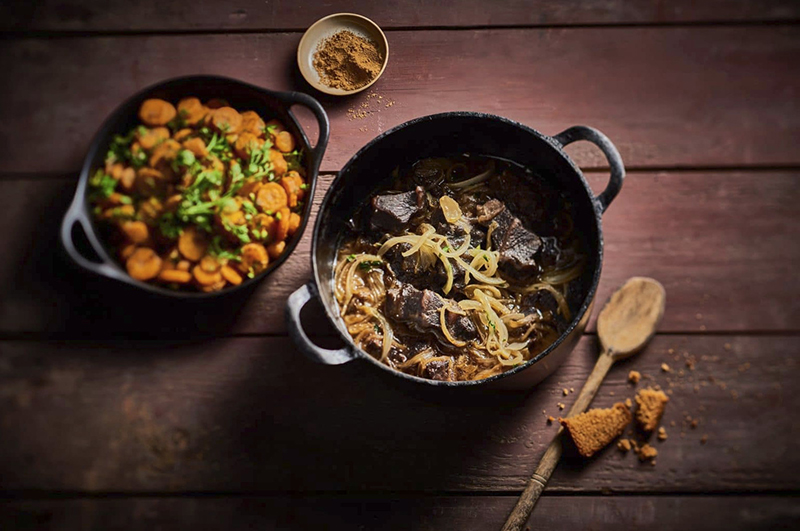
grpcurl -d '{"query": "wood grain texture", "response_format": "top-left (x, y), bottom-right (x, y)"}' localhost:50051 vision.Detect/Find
top-left (1, 27), bottom-right (799, 174)
top-left (1, 334), bottom-right (797, 493)
top-left (2, 496), bottom-right (799, 531)
top-left (1, 171), bottom-right (797, 337)
top-left (1, 0), bottom-right (798, 32)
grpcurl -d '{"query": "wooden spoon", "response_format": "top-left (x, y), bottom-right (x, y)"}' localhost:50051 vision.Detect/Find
top-left (501, 277), bottom-right (666, 531)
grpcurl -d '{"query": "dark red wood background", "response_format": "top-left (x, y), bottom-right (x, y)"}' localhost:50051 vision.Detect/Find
top-left (1, 1), bottom-right (799, 529)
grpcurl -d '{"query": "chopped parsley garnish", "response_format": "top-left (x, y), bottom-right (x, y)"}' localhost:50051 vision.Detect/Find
top-left (87, 169), bottom-right (117, 201)
top-left (358, 260), bottom-right (383, 271)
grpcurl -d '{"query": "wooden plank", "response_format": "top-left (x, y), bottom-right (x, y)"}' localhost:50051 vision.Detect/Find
top-left (1, 0), bottom-right (798, 32)
top-left (0, 335), bottom-right (797, 492)
top-left (1, 27), bottom-right (798, 174)
top-left (0, 171), bottom-right (797, 337)
top-left (1, 496), bottom-right (798, 530)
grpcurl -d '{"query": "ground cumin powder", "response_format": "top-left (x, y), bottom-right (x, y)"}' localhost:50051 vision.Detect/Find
top-left (313, 30), bottom-right (384, 91)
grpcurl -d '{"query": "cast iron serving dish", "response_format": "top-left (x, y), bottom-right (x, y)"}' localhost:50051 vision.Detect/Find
top-left (286, 113), bottom-right (624, 390)
top-left (61, 75), bottom-right (329, 297)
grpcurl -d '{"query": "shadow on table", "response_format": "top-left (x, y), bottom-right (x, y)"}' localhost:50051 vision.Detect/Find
top-left (0, 179), bottom-right (295, 339)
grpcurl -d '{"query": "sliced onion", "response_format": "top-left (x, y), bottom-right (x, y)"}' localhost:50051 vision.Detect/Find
top-left (439, 195), bottom-right (463, 224)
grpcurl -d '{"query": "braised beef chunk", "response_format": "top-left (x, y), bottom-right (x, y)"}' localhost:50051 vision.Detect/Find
top-left (384, 282), bottom-right (477, 341)
top-left (411, 158), bottom-right (449, 188)
top-left (521, 290), bottom-right (568, 334)
top-left (384, 243), bottom-right (447, 292)
top-left (478, 200), bottom-right (542, 279)
top-left (370, 186), bottom-right (425, 232)
top-left (476, 199), bottom-right (505, 224)
top-left (421, 358), bottom-right (453, 381)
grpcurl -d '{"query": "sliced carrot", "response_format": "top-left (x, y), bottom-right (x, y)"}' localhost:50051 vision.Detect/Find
top-left (280, 173), bottom-right (304, 207)
top-left (120, 244), bottom-right (137, 261)
top-left (273, 207), bottom-right (292, 242)
top-left (256, 182), bottom-right (288, 213)
top-left (200, 279), bottom-right (227, 292)
top-left (250, 213), bottom-right (275, 241)
top-left (126, 247), bottom-right (163, 281)
top-left (265, 119), bottom-right (285, 139)
top-left (237, 180), bottom-right (262, 198)
top-left (177, 97), bottom-right (207, 125)
top-left (137, 127), bottom-right (170, 150)
top-left (241, 243), bottom-right (269, 274)
top-left (210, 107), bottom-right (242, 134)
top-left (220, 265), bottom-right (243, 286)
top-left (267, 240), bottom-right (286, 260)
top-left (119, 167), bottom-right (136, 193)
top-left (149, 139), bottom-right (181, 168)
top-left (192, 264), bottom-right (223, 287)
top-left (103, 204), bottom-right (135, 220)
top-left (164, 194), bottom-right (183, 212)
top-left (275, 131), bottom-right (295, 153)
top-left (139, 99), bottom-right (177, 127)
top-left (182, 137), bottom-right (208, 158)
top-left (158, 269), bottom-right (192, 284)
top-left (176, 260), bottom-right (191, 272)
top-left (199, 255), bottom-right (220, 273)
top-left (173, 128), bottom-right (194, 141)
top-left (240, 111), bottom-right (265, 137)
top-left (109, 163), bottom-right (124, 180)
top-left (178, 227), bottom-right (208, 261)
top-left (234, 132), bottom-right (264, 159)
top-left (269, 148), bottom-right (288, 177)
top-left (204, 155), bottom-right (225, 173)
top-left (138, 197), bottom-right (164, 225)
top-left (287, 212), bottom-right (302, 237)
top-left (121, 221), bottom-right (149, 244)
top-left (135, 167), bottom-right (168, 196)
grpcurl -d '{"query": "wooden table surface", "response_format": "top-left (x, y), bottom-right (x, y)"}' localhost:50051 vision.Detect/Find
top-left (1, 1), bottom-right (799, 529)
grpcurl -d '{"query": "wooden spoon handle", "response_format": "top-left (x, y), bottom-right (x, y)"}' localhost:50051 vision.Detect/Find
top-left (500, 352), bottom-right (615, 531)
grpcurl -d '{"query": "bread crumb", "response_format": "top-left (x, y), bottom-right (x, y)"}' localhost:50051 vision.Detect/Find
top-left (563, 388), bottom-right (569, 396)
top-left (658, 427), bottom-right (668, 441)
top-left (625, 398), bottom-right (632, 408)
top-left (558, 403), bottom-right (565, 410)
top-left (724, 343), bottom-right (732, 351)
top-left (635, 387), bottom-right (669, 432)
top-left (560, 402), bottom-right (632, 458)
top-left (628, 370), bottom-right (641, 384)
top-left (690, 419), bottom-right (698, 429)
top-left (668, 348), bottom-right (675, 354)
top-left (617, 439), bottom-right (632, 452)
top-left (636, 443), bottom-right (658, 462)
top-left (547, 416), bottom-right (556, 425)
top-left (609, 391), bottom-right (615, 396)
top-left (700, 434), bottom-right (708, 445)
top-left (661, 363), bottom-right (671, 373)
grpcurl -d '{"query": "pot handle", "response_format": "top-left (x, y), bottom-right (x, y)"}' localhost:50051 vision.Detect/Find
top-left (274, 91), bottom-right (330, 171)
top-left (552, 126), bottom-right (625, 213)
top-left (286, 282), bottom-right (357, 365)
top-left (60, 190), bottom-right (132, 283)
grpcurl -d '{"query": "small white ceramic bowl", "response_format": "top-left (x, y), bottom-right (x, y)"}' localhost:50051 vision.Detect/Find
top-left (297, 13), bottom-right (389, 96)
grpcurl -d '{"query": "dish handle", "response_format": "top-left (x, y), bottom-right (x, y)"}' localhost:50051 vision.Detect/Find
top-left (60, 190), bottom-right (133, 284)
top-left (286, 282), bottom-right (357, 365)
top-left (552, 126), bottom-right (625, 213)
top-left (274, 91), bottom-right (330, 173)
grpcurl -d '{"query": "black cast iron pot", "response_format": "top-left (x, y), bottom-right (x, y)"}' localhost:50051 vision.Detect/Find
top-left (286, 113), bottom-right (624, 390)
top-left (61, 75), bottom-right (329, 298)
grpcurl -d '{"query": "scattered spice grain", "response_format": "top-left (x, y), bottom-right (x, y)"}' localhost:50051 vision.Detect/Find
top-left (628, 370), bottom-right (641, 384)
